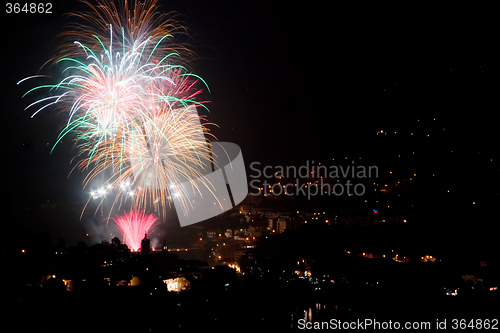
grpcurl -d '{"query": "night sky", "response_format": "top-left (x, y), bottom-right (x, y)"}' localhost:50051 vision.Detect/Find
top-left (2, 2), bottom-right (498, 247)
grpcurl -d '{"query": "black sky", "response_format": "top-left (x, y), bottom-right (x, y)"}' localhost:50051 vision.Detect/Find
top-left (1, 1), bottom-right (498, 244)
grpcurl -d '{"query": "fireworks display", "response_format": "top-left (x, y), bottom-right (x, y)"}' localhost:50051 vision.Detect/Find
top-left (18, 0), bottom-right (216, 219)
top-left (112, 210), bottom-right (158, 251)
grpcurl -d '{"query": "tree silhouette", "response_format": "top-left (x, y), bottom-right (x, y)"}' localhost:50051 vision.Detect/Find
top-left (111, 236), bottom-right (121, 248)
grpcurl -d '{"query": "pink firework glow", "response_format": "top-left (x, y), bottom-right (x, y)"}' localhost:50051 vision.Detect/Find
top-left (112, 211), bottom-right (158, 251)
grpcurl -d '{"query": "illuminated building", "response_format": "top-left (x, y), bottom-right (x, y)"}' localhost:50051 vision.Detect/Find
top-left (206, 230), bottom-right (218, 239)
top-left (163, 277), bottom-right (190, 292)
top-left (62, 279), bottom-right (74, 292)
top-left (276, 219), bottom-right (287, 234)
top-left (130, 276), bottom-right (141, 286)
top-left (266, 217), bottom-right (288, 234)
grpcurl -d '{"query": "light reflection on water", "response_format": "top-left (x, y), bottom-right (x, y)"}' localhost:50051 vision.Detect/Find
top-left (291, 302), bottom-right (340, 330)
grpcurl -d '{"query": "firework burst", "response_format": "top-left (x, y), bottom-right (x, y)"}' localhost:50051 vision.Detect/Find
top-left (19, 0), bottom-right (217, 219)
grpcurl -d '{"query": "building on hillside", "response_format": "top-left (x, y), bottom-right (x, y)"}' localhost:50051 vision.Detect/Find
top-left (163, 277), bottom-right (191, 292)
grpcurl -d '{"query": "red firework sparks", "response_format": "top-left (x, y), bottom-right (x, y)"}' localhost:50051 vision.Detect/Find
top-left (113, 211), bottom-right (158, 251)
